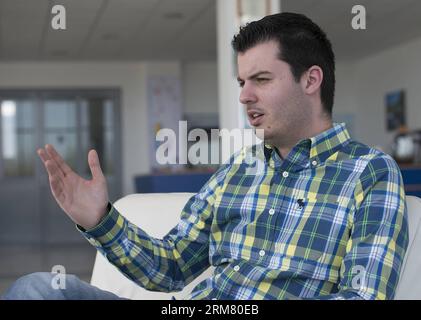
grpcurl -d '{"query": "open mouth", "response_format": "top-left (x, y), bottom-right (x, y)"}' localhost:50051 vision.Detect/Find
top-left (248, 112), bottom-right (264, 126)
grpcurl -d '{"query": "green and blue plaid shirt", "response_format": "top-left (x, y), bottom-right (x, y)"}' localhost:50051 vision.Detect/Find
top-left (81, 123), bottom-right (408, 300)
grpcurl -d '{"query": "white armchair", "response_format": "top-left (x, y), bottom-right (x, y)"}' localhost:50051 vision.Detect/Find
top-left (90, 193), bottom-right (213, 300)
top-left (90, 193), bottom-right (421, 300)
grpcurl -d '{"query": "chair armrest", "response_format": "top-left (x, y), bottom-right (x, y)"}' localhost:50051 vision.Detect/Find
top-left (90, 192), bottom-right (213, 299)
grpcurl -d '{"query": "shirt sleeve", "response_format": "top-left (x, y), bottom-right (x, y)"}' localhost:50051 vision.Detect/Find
top-left (312, 154), bottom-right (409, 300)
top-left (77, 164), bottom-right (230, 293)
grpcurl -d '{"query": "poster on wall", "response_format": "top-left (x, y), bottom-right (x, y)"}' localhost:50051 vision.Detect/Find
top-left (385, 90), bottom-right (406, 131)
top-left (147, 75), bottom-right (183, 172)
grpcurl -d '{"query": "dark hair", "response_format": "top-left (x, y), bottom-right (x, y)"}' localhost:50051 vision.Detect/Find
top-left (232, 12), bottom-right (335, 116)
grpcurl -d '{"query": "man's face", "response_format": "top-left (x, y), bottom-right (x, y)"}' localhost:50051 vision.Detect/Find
top-left (237, 40), bottom-right (311, 148)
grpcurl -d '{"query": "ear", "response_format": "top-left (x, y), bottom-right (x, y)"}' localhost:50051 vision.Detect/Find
top-left (301, 66), bottom-right (323, 95)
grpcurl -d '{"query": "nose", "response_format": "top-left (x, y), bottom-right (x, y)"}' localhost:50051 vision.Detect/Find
top-left (239, 82), bottom-right (257, 105)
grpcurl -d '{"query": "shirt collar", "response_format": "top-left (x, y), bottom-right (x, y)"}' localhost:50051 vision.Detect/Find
top-left (308, 122), bottom-right (351, 164)
top-left (263, 122), bottom-right (351, 167)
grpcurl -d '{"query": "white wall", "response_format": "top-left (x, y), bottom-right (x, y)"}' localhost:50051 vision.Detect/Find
top-left (183, 61), bottom-right (218, 115)
top-left (333, 62), bottom-right (357, 139)
top-left (335, 35), bottom-right (421, 154)
top-left (2, 34), bottom-right (419, 194)
top-left (185, 36), bottom-right (421, 159)
top-left (0, 62), bottom-right (149, 195)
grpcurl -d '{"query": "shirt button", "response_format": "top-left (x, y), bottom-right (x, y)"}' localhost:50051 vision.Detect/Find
top-left (259, 250), bottom-right (266, 257)
top-left (233, 265), bottom-right (240, 271)
top-left (282, 171), bottom-right (289, 178)
top-left (269, 208), bottom-right (275, 215)
top-left (312, 160), bottom-right (318, 166)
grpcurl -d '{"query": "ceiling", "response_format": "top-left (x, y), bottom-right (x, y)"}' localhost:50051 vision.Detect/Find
top-left (283, 0), bottom-right (421, 61)
top-left (0, 0), bottom-right (216, 61)
top-left (0, 0), bottom-right (420, 62)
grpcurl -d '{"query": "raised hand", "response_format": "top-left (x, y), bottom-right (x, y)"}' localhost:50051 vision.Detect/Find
top-left (37, 144), bottom-right (109, 230)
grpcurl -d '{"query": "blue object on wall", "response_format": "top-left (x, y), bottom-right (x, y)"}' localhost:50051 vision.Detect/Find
top-left (135, 172), bottom-right (214, 193)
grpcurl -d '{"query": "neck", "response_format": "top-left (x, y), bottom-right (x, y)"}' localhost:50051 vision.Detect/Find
top-left (276, 119), bottom-right (333, 159)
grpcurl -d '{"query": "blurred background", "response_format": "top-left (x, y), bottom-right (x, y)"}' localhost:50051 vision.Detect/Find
top-left (1, 0), bottom-right (421, 294)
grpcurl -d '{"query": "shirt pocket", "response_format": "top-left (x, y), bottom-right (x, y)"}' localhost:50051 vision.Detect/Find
top-left (275, 195), bottom-right (351, 266)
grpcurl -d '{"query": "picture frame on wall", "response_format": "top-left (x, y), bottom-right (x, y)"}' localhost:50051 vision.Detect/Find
top-left (386, 90), bottom-right (406, 131)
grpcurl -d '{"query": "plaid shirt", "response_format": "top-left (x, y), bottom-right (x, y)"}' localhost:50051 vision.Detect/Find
top-left (81, 123), bottom-right (408, 300)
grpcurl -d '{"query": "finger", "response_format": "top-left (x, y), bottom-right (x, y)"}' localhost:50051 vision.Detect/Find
top-left (48, 164), bottom-right (64, 184)
top-left (88, 149), bottom-right (105, 180)
top-left (45, 144), bottom-right (73, 176)
top-left (43, 145), bottom-right (67, 177)
top-left (37, 148), bottom-right (50, 164)
top-left (50, 180), bottom-right (65, 204)
top-left (48, 169), bottom-right (65, 195)
top-left (50, 176), bottom-right (64, 194)
top-left (45, 160), bottom-right (65, 180)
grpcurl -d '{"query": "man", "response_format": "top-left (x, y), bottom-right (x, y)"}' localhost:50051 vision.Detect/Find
top-left (3, 12), bottom-right (408, 300)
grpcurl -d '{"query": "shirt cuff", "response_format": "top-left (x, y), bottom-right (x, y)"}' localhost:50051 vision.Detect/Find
top-left (76, 202), bottom-right (127, 248)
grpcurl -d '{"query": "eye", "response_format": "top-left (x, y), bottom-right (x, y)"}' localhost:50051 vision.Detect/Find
top-left (238, 81), bottom-right (245, 88)
top-left (256, 78), bottom-right (269, 83)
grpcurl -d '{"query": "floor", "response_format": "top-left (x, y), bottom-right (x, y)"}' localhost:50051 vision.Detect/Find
top-left (0, 243), bottom-right (96, 296)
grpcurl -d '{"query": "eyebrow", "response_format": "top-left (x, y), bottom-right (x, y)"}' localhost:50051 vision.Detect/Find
top-left (237, 71), bottom-right (273, 82)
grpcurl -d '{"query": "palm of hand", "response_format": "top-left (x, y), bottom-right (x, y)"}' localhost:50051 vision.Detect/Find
top-left (38, 144), bottom-right (109, 230)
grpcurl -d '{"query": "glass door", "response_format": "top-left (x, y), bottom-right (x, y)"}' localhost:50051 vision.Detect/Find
top-left (0, 89), bottom-right (122, 245)
top-left (0, 95), bottom-right (41, 244)
top-left (0, 88), bottom-right (121, 285)
top-left (39, 90), bottom-right (122, 245)
top-left (40, 94), bottom-right (81, 244)
top-left (79, 94), bottom-right (121, 201)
